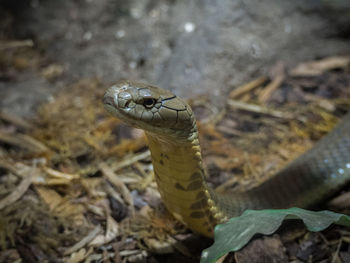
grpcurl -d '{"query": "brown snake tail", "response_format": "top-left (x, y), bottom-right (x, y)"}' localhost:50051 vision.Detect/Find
top-left (103, 80), bottom-right (350, 237)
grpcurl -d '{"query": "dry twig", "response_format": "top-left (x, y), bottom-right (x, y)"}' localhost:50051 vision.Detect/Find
top-left (0, 40), bottom-right (34, 50)
top-left (290, 55), bottom-right (350, 76)
top-left (99, 162), bottom-right (133, 207)
top-left (0, 112), bottom-right (32, 130)
top-left (64, 225), bottom-right (102, 255)
top-left (229, 76), bottom-right (268, 99)
top-left (227, 99), bottom-right (295, 120)
top-left (0, 132), bottom-right (49, 152)
top-left (0, 163), bottom-right (34, 210)
top-left (110, 150), bottom-right (150, 171)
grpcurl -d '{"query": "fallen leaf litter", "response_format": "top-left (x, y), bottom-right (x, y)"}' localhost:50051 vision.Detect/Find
top-left (0, 55), bottom-right (350, 262)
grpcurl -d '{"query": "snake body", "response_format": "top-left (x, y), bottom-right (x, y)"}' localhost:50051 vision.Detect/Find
top-left (103, 80), bottom-right (350, 237)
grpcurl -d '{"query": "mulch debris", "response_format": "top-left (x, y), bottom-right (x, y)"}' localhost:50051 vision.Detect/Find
top-left (1, 43), bottom-right (350, 262)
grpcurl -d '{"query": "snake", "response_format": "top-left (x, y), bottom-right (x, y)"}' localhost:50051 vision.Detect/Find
top-left (103, 80), bottom-right (350, 237)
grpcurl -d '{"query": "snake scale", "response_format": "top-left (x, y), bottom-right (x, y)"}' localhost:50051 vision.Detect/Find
top-left (103, 80), bottom-right (350, 237)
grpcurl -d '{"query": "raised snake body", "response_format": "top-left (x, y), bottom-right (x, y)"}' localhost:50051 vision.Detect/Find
top-left (103, 80), bottom-right (350, 237)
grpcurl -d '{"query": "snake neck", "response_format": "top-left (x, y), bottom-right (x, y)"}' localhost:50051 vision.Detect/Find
top-left (145, 128), bottom-right (227, 237)
top-left (105, 82), bottom-right (350, 238)
top-left (146, 112), bottom-right (350, 238)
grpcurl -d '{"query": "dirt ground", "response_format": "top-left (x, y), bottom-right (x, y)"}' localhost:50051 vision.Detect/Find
top-left (1, 1), bottom-right (350, 263)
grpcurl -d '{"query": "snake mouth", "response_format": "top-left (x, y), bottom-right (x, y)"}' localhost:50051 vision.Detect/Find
top-left (102, 93), bottom-right (115, 107)
top-left (103, 90), bottom-right (142, 129)
top-left (103, 91), bottom-right (125, 119)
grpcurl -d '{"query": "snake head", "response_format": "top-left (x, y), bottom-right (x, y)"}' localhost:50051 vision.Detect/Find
top-left (103, 80), bottom-right (195, 138)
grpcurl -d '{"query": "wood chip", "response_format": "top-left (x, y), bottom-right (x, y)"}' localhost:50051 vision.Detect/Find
top-left (0, 39), bottom-right (34, 50)
top-left (257, 61), bottom-right (285, 103)
top-left (0, 160), bottom-right (18, 174)
top-left (119, 250), bottom-right (146, 257)
top-left (35, 186), bottom-right (64, 210)
top-left (64, 225), bottom-right (102, 255)
top-left (258, 75), bottom-right (284, 103)
top-left (35, 185), bottom-right (86, 224)
top-left (229, 76), bottom-right (268, 99)
top-left (112, 242), bottom-right (122, 263)
top-left (290, 55), bottom-right (350, 77)
top-left (43, 167), bottom-right (80, 181)
top-left (0, 132), bottom-right (49, 152)
top-left (89, 215), bottom-right (119, 246)
top-left (66, 247), bottom-right (94, 263)
top-left (144, 238), bottom-right (174, 254)
top-left (303, 93), bottom-right (336, 112)
top-left (110, 150), bottom-right (150, 171)
top-left (227, 99), bottom-right (295, 120)
top-left (0, 163), bottom-right (33, 210)
top-left (99, 162), bottom-right (133, 207)
top-left (0, 111), bottom-right (32, 129)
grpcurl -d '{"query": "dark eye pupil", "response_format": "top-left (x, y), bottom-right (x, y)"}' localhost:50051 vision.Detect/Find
top-left (144, 99), bottom-right (155, 106)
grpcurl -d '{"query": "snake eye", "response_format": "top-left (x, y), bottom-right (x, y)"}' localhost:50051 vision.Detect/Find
top-left (143, 98), bottom-right (156, 108)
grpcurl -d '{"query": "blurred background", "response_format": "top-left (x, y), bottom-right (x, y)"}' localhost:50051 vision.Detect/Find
top-left (1, 0), bottom-right (350, 117)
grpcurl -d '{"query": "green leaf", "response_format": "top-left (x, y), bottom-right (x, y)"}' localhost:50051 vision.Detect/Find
top-left (200, 207), bottom-right (350, 263)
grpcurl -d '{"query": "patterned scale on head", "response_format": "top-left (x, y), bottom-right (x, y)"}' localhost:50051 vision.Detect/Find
top-left (103, 80), bottom-right (195, 139)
